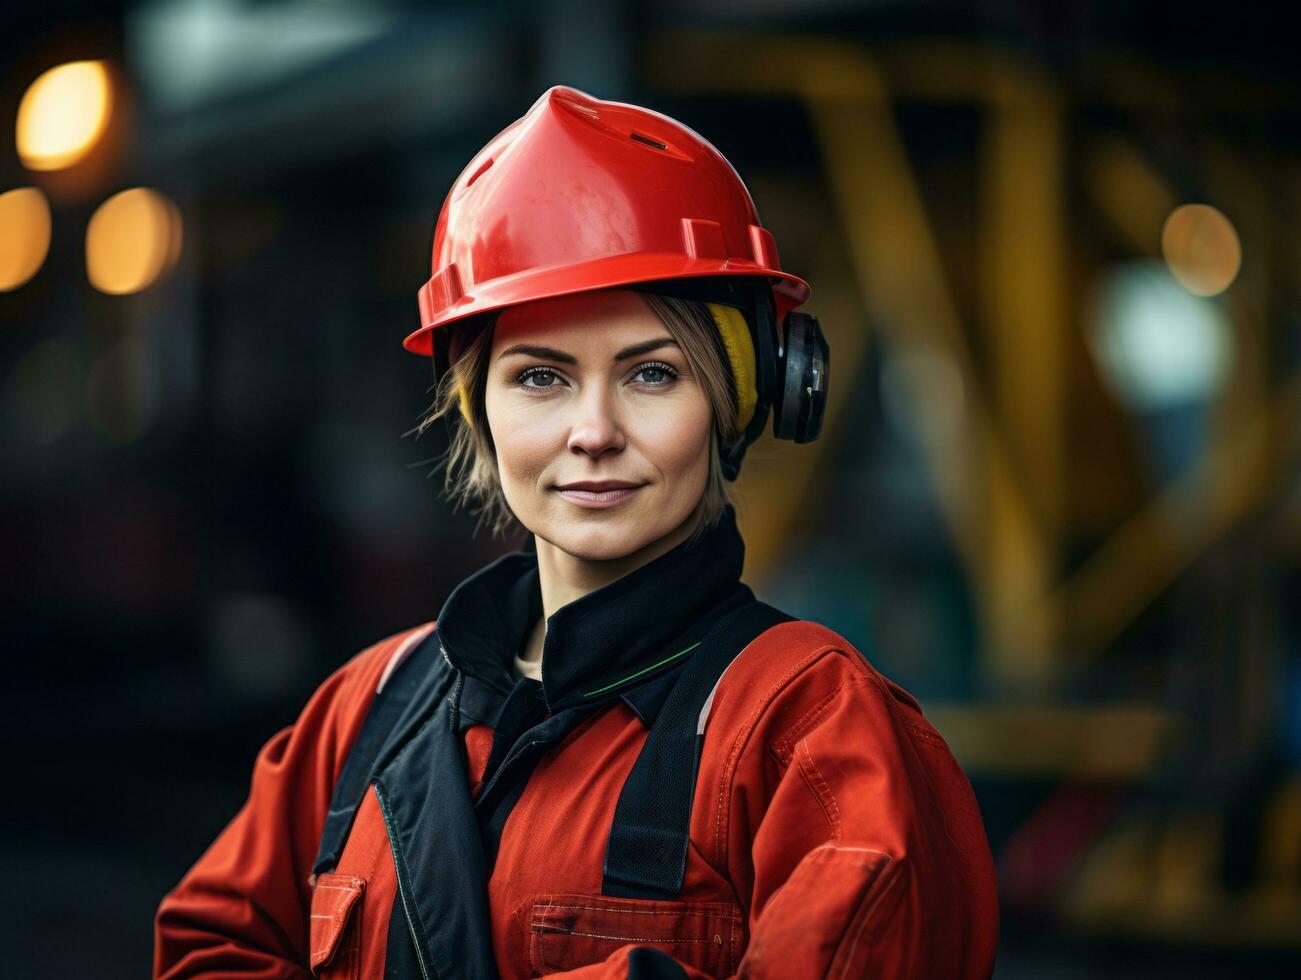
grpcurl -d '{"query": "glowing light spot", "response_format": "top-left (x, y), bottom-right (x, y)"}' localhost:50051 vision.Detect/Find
top-left (1161, 203), bottom-right (1241, 297)
top-left (1088, 260), bottom-right (1233, 411)
top-left (0, 187), bottom-right (52, 291)
top-left (16, 61), bottom-right (112, 171)
top-left (86, 188), bottom-right (183, 294)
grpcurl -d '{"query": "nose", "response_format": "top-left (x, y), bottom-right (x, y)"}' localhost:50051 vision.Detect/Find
top-left (566, 383), bottom-right (625, 460)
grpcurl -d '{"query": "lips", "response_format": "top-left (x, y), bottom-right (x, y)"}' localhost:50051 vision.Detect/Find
top-left (554, 481), bottom-right (643, 491)
top-left (553, 481), bottom-right (646, 509)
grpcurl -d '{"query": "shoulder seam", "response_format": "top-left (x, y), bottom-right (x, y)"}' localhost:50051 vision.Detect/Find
top-left (710, 639), bottom-right (853, 868)
top-left (769, 680), bottom-right (846, 767)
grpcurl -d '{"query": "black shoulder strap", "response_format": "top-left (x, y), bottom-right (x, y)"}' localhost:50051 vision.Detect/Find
top-left (312, 629), bottom-right (451, 877)
top-left (602, 600), bottom-right (795, 899)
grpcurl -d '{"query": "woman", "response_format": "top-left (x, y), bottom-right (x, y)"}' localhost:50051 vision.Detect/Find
top-left (154, 86), bottom-right (998, 979)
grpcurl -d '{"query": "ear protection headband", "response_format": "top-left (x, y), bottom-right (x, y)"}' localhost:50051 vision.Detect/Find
top-left (430, 278), bottom-right (829, 481)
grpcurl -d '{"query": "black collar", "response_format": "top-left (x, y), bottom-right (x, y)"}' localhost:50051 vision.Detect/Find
top-left (434, 504), bottom-right (752, 717)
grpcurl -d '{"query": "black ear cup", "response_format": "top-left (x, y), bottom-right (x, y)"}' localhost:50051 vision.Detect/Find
top-left (772, 312), bottom-right (829, 444)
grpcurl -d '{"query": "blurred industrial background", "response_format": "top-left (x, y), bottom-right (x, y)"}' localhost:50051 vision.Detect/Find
top-left (3, 0), bottom-right (1299, 976)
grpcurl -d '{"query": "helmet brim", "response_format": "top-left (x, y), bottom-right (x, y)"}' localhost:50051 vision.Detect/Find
top-left (406, 251), bottom-right (810, 357)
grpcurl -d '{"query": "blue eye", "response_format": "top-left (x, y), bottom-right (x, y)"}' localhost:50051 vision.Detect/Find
top-left (513, 361), bottom-right (679, 392)
top-left (633, 361), bottom-right (679, 385)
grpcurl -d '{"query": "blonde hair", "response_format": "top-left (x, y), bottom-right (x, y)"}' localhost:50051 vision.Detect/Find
top-left (415, 290), bottom-right (742, 542)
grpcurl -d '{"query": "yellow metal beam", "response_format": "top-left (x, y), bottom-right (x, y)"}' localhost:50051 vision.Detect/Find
top-left (647, 32), bottom-right (1299, 683)
top-left (1054, 370), bottom-right (1301, 654)
top-left (980, 61), bottom-right (1069, 679)
top-left (647, 31), bottom-right (1055, 684)
top-left (927, 703), bottom-right (1179, 778)
top-left (1083, 138), bottom-right (1178, 255)
top-left (730, 178), bottom-right (868, 576)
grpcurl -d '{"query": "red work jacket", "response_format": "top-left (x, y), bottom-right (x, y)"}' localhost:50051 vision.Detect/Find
top-left (154, 510), bottom-right (998, 978)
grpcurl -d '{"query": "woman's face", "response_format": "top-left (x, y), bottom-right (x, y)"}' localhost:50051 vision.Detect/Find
top-left (484, 289), bottom-right (712, 562)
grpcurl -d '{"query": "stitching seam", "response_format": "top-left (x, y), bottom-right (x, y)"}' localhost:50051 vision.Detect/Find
top-left (902, 721), bottom-right (946, 747)
top-left (548, 931), bottom-right (716, 944)
top-left (831, 850), bottom-right (905, 979)
top-left (796, 737), bottom-right (842, 838)
top-left (770, 683), bottom-right (843, 766)
top-left (711, 642), bottom-right (846, 868)
top-left (539, 903), bottom-right (739, 918)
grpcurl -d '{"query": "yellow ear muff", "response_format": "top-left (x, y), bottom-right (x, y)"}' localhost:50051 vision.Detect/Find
top-left (705, 302), bottom-right (757, 431)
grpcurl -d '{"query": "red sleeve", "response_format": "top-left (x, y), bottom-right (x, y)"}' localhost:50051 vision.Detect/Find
top-left (152, 624), bottom-right (432, 979)
top-left (543, 647), bottom-right (1000, 979)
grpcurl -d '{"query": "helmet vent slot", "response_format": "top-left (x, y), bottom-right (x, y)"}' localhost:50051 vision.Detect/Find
top-left (629, 131), bottom-right (668, 151)
top-left (465, 157), bottom-right (494, 188)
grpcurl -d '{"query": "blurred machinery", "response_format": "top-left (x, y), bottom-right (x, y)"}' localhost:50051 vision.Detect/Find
top-left (641, 30), bottom-right (1301, 957)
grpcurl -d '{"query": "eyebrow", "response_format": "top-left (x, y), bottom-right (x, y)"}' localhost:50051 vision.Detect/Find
top-left (496, 338), bottom-right (679, 364)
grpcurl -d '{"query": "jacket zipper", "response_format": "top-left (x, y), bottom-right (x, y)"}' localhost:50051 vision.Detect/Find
top-left (474, 736), bottom-right (548, 807)
top-left (373, 780), bottom-right (437, 980)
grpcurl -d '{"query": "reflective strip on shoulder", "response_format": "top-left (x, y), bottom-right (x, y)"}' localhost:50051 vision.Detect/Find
top-left (696, 619), bottom-right (812, 735)
top-left (377, 623), bottom-right (437, 694)
top-left (697, 650), bottom-right (745, 736)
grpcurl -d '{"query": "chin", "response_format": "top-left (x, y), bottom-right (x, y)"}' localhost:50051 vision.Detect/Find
top-left (541, 515), bottom-right (658, 563)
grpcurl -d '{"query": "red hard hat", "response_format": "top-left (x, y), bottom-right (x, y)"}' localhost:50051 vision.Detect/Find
top-left (405, 85), bottom-right (812, 356)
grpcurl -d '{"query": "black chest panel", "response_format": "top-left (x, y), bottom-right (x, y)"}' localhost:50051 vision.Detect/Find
top-left (313, 599), bottom-right (793, 978)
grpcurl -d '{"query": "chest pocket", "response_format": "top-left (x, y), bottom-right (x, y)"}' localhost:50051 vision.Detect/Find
top-left (528, 892), bottom-right (742, 977)
top-left (309, 873), bottom-right (365, 979)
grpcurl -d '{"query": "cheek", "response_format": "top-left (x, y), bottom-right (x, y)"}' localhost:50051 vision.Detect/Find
top-left (485, 394), bottom-right (556, 477)
top-left (637, 393), bottom-right (713, 475)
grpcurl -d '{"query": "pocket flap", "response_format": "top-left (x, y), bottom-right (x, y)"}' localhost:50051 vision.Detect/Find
top-left (309, 873), bottom-right (365, 973)
top-left (529, 892), bottom-right (741, 975)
